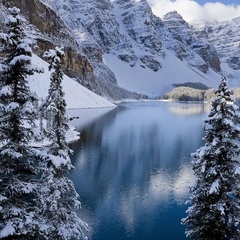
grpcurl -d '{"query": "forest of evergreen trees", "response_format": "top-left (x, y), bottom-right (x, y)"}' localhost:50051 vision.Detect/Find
top-left (164, 84), bottom-right (240, 105)
top-left (0, 7), bottom-right (88, 239)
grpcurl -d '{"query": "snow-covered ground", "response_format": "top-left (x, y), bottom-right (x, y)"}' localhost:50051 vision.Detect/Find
top-left (31, 123), bottom-right (80, 147)
top-left (29, 54), bottom-right (116, 109)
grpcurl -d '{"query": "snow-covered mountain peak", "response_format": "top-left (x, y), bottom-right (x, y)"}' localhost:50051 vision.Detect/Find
top-left (163, 11), bottom-right (187, 23)
top-left (192, 16), bottom-right (240, 74)
top-left (113, 0), bottom-right (164, 68)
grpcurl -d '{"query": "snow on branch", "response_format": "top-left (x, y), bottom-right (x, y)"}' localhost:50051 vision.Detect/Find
top-left (0, 222), bottom-right (15, 238)
top-left (209, 179), bottom-right (220, 195)
top-left (9, 55), bottom-right (31, 65)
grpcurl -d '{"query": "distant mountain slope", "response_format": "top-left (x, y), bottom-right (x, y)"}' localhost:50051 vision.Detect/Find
top-left (192, 17), bottom-right (240, 86)
top-left (103, 51), bottom-right (220, 97)
top-left (29, 54), bottom-right (115, 109)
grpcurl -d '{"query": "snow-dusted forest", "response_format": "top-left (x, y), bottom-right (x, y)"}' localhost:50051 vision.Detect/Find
top-left (0, 8), bottom-right (88, 239)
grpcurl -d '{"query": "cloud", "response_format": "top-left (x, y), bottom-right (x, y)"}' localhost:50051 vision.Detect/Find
top-left (147, 0), bottom-right (240, 23)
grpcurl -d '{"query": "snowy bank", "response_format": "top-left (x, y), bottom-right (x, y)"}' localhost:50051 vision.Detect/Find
top-left (29, 54), bottom-right (116, 109)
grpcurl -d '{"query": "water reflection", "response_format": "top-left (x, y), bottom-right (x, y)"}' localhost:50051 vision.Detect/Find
top-left (169, 102), bottom-right (207, 116)
top-left (69, 101), bottom-right (208, 240)
top-left (67, 108), bottom-right (114, 130)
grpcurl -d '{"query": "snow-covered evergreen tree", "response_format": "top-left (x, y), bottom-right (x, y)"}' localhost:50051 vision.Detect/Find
top-left (42, 47), bottom-right (71, 158)
top-left (0, 7), bottom-right (43, 238)
top-left (182, 76), bottom-right (240, 239)
top-left (39, 47), bottom-right (88, 239)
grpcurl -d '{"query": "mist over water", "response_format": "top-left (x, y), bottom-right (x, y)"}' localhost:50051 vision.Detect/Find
top-left (68, 101), bottom-right (208, 240)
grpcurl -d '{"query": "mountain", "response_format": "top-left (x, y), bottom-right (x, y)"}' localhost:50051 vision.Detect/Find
top-left (192, 17), bottom-right (240, 86)
top-left (43, 0), bottom-right (222, 96)
top-left (1, 0), bottom-right (240, 100)
top-left (163, 11), bottom-right (220, 73)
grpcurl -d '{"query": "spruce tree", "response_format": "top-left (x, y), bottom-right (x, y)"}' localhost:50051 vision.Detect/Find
top-left (39, 47), bottom-right (88, 239)
top-left (182, 77), bottom-right (240, 239)
top-left (0, 7), bottom-right (43, 238)
top-left (42, 47), bottom-right (70, 158)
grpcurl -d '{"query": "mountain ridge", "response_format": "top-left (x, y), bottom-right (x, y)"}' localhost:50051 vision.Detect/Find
top-left (1, 0), bottom-right (240, 99)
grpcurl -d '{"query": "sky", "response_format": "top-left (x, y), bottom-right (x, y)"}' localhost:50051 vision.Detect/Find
top-left (147, 0), bottom-right (240, 23)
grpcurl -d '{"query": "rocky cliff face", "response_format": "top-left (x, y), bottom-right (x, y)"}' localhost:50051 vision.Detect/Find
top-left (114, 0), bottom-right (164, 71)
top-left (2, 0), bottom-right (93, 79)
top-left (192, 17), bottom-right (240, 71)
top-left (162, 11), bottom-right (220, 73)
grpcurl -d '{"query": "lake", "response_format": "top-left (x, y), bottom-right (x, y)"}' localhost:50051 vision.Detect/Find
top-left (68, 101), bottom-right (209, 240)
